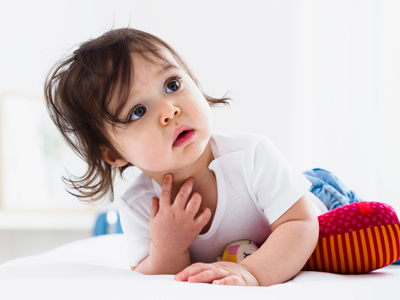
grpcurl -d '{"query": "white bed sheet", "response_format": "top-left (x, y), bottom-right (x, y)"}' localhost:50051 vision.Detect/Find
top-left (1, 234), bottom-right (399, 300)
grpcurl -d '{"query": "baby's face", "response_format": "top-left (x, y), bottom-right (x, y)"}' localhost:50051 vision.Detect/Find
top-left (106, 50), bottom-right (213, 175)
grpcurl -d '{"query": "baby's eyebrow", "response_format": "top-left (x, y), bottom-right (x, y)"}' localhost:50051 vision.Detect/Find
top-left (156, 63), bottom-right (180, 75)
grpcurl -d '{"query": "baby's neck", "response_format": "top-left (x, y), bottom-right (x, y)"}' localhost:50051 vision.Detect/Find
top-left (169, 142), bottom-right (214, 200)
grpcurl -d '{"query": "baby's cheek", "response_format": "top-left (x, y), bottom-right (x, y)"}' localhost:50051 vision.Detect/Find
top-left (136, 142), bottom-right (167, 169)
top-left (197, 106), bottom-right (213, 129)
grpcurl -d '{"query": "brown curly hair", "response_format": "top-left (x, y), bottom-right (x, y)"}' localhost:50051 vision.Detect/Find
top-left (44, 28), bottom-right (230, 203)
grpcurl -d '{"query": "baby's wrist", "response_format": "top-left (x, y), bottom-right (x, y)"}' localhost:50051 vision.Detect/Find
top-left (150, 240), bottom-right (190, 261)
top-left (141, 241), bottom-right (191, 274)
top-left (238, 262), bottom-right (261, 286)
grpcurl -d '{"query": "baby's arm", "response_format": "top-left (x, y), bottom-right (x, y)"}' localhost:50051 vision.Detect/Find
top-left (240, 194), bottom-right (319, 285)
top-left (134, 174), bottom-right (211, 275)
top-left (175, 194), bottom-right (319, 286)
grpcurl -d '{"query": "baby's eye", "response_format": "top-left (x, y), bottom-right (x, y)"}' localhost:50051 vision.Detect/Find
top-left (165, 78), bottom-right (180, 94)
top-left (129, 105), bottom-right (147, 121)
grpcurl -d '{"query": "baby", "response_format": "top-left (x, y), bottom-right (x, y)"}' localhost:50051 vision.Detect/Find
top-left (45, 28), bottom-right (324, 286)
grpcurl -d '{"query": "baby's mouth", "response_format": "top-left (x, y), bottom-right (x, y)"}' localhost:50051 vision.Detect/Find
top-left (173, 127), bottom-right (195, 147)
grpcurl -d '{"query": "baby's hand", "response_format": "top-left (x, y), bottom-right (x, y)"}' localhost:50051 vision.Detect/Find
top-left (149, 174), bottom-right (211, 256)
top-left (175, 261), bottom-right (259, 286)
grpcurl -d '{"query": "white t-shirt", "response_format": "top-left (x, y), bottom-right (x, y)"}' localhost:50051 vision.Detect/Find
top-left (119, 131), bottom-right (326, 267)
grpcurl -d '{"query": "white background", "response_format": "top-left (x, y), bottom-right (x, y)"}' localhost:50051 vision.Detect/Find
top-left (0, 0), bottom-right (399, 260)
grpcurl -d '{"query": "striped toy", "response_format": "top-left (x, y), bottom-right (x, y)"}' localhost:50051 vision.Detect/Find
top-left (303, 201), bottom-right (400, 273)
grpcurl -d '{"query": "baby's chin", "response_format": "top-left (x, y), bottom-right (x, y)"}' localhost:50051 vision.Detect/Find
top-left (145, 151), bottom-right (210, 176)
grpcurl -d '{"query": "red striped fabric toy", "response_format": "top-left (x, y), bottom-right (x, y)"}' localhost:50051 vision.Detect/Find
top-left (221, 202), bottom-right (400, 274)
top-left (303, 201), bottom-right (400, 273)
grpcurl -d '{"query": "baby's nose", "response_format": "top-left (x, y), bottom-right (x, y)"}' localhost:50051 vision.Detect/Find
top-left (160, 105), bottom-right (181, 126)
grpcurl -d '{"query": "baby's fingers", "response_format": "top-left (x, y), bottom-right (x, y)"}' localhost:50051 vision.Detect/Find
top-left (173, 178), bottom-right (194, 209)
top-left (175, 263), bottom-right (212, 282)
top-left (159, 174), bottom-right (173, 207)
top-left (150, 197), bottom-right (159, 220)
top-left (188, 267), bottom-right (232, 284)
top-left (213, 275), bottom-right (245, 286)
top-left (185, 192), bottom-right (202, 216)
top-left (195, 207), bottom-right (211, 228)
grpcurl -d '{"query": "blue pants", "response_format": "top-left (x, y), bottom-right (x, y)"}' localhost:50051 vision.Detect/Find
top-left (303, 168), bottom-right (364, 211)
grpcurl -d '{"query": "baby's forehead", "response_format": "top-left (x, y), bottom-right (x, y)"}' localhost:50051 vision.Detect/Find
top-left (131, 49), bottom-right (181, 76)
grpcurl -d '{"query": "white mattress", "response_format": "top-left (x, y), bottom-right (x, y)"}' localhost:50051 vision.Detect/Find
top-left (1, 234), bottom-right (399, 300)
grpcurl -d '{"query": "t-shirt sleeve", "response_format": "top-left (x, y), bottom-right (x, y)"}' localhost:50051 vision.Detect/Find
top-left (119, 195), bottom-right (152, 268)
top-left (246, 135), bottom-right (311, 225)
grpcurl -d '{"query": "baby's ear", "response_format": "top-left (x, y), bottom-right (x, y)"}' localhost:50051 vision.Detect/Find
top-left (100, 145), bottom-right (128, 167)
